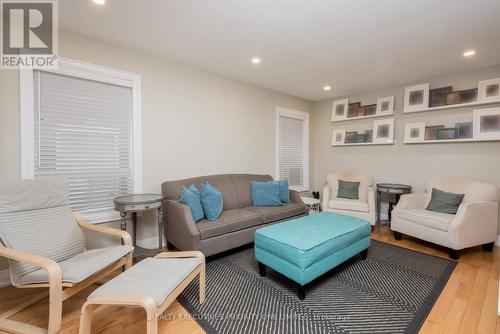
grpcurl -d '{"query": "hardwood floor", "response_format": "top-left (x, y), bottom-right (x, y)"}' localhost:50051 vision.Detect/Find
top-left (0, 226), bottom-right (499, 333)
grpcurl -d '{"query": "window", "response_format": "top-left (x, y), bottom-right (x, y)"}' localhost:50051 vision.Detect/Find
top-left (276, 107), bottom-right (309, 192)
top-left (20, 59), bottom-right (142, 223)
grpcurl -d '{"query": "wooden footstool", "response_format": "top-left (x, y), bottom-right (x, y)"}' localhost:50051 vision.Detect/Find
top-left (79, 251), bottom-right (205, 334)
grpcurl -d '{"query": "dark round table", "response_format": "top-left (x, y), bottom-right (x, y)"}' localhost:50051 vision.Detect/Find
top-left (376, 183), bottom-right (412, 223)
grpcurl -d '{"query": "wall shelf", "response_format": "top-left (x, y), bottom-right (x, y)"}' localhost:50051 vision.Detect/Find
top-left (404, 138), bottom-right (498, 144)
top-left (403, 99), bottom-right (500, 114)
top-left (331, 112), bottom-right (394, 123)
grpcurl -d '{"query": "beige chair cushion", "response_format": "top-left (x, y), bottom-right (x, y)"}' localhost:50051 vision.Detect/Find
top-left (16, 245), bottom-right (134, 285)
top-left (245, 203), bottom-right (307, 224)
top-left (196, 209), bottom-right (263, 240)
top-left (399, 208), bottom-right (454, 232)
top-left (328, 198), bottom-right (369, 212)
top-left (425, 179), bottom-right (499, 205)
top-left (326, 172), bottom-right (373, 202)
top-left (88, 257), bottom-right (201, 307)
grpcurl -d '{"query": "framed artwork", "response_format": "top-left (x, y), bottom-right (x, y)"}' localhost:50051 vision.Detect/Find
top-left (424, 125), bottom-right (444, 140)
top-left (376, 96), bottom-right (394, 115)
top-left (455, 122), bottom-right (473, 139)
top-left (364, 129), bottom-right (373, 143)
top-left (364, 104), bottom-right (376, 116)
top-left (347, 102), bottom-right (361, 118)
top-left (478, 78), bottom-right (500, 102)
top-left (404, 122), bottom-right (425, 143)
top-left (345, 131), bottom-right (357, 143)
top-left (372, 118), bottom-right (394, 144)
top-left (445, 92), bottom-right (461, 105)
top-left (459, 88), bottom-right (478, 104)
top-left (404, 83), bottom-right (430, 113)
top-left (473, 107), bottom-right (500, 140)
top-left (332, 129), bottom-right (346, 145)
top-left (429, 86), bottom-right (452, 107)
top-left (436, 128), bottom-right (458, 140)
top-left (331, 99), bottom-right (349, 121)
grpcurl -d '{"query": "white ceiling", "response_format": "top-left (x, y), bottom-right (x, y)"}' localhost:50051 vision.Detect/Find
top-left (60, 0), bottom-right (500, 101)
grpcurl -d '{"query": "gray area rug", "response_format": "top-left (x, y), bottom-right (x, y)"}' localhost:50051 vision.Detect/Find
top-left (179, 240), bottom-right (456, 334)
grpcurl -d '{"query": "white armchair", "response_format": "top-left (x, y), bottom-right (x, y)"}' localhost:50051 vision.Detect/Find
top-left (322, 172), bottom-right (376, 230)
top-left (391, 178), bottom-right (499, 259)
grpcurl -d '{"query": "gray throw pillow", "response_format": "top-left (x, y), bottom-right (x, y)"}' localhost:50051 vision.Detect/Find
top-left (337, 180), bottom-right (360, 199)
top-left (426, 188), bottom-right (464, 214)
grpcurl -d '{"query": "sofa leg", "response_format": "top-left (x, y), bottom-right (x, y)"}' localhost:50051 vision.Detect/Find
top-left (258, 262), bottom-right (266, 277)
top-left (393, 231), bottom-right (403, 240)
top-left (482, 242), bottom-right (495, 252)
top-left (371, 225), bottom-right (374, 233)
top-left (448, 249), bottom-right (460, 260)
top-left (166, 242), bottom-right (175, 251)
top-left (360, 249), bottom-right (368, 260)
top-left (298, 284), bottom-right (305, 301)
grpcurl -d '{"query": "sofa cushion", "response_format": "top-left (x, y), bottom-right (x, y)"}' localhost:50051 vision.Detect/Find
top-left (200, 182), bottom-right (223, 221)
top-left (197, 209), bottom-right (263, 240)
top-left (228, 174), bottom-right (273, 208)
top-left (179, 185), bottom-right (204, 222)
top-left (246, 203), bottom-right (306, 223)
top-left (328, 198), bottom-right (369, 212)
top-left (399, 208), bottom-right (454, 232)
top-left (251, 181), bottom-right (282, 206)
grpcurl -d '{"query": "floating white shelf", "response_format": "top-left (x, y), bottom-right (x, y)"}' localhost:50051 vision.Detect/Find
top-left (404, 138), bottom-right (499, 144)
top-left (332, 142), bottom-right (394, 147)
top-left (331, 112), bottom-right (394, 123)
top-left (403, 99), bottom-right (500, 114)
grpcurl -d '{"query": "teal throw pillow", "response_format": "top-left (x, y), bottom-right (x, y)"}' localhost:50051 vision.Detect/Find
top-left (426, 188), bottom-right (464, 214)
top-left (201, 182), bottom-right (223, 221)
top-left (337, 179), bottom-right (360, 199)
top-left (179, 184), bottom-right (204, 222)
top-left (251, 181), bottom-right (282, 206)
top-left (278, 179), bottom-right (290, 203)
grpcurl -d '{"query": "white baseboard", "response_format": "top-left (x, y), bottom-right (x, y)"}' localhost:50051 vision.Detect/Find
top-left (0, 269), bottom-right (11, 287)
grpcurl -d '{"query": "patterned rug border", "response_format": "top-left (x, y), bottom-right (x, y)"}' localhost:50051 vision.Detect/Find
top-left (178, 240), bottom-right (457, 334)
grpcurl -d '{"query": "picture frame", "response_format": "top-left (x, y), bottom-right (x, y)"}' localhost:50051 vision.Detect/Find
top-left (404, 83), bottom-right (429, 113)
top-left (429, 86), bottom-right (452, 107)
top-left (345, 131), bottom-right (357, 143)
top-left (458, 88), bottom-right (478, 104)
top-left (404, 122), bottom-right (425, 143)
top-left (364, 104), bottom-right (376, 116)
top-left (372, 118), bottom-right (394, 144)
top-left (455, 122), bottom-right (473, 139)
top-left (424, 125), bottom-right (444, 140)
top-left (347, 102), bottom-right (361, 118)
top-left (445, 92), bottom-right (461, 105)
top-left (331, 98), bottom-right (349, 121)
top-left (473, 107), bottom-right (500, 140)
top-left (436, 128), bottom-right (458, 140)
top-left (364, 129), bottom-right (373, 143)
top-left (376, 96), bottom-right (394, 115)
top-left (331, 129), bottom-right (346, 145)
top-left (478, 78), bottom-right (500, 103)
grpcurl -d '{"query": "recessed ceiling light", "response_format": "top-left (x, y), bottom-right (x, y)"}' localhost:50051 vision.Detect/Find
top-left (251, 57), bottom-right (261, 64)
top-left (463, 50), bottom-right (476, 57)
top-left (323, 85), bottom-right (331, 91)
top-left (93, 0), bottom-right (105, 5)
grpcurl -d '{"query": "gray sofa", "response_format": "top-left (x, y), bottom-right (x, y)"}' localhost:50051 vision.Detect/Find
top-left (161, 174), bottom-right (308, 256)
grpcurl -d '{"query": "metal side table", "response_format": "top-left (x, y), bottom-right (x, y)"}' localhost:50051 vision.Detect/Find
top-left (114, 194), bottom-right (163, 257)
top-left (376, 183), bottom-right (412, 224)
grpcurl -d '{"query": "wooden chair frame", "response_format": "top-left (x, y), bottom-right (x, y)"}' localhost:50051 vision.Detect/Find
top-left (79, 251), bottom-right (205, 334)
top-left (0, 213), bottom-right (133, 334)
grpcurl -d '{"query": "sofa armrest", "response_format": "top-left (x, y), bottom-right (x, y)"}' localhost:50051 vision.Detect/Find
top-left (448, 201), bottom-right (499, 249)
top-left (322, 185), bottom-right (330, 211)
top-left (165, 200), bottom-right (201, 251)
top-left (289, 190), bottom-right (303, 204)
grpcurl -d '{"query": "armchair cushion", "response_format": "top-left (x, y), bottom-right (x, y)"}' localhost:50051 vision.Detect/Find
top-left (399, 208), bottom-right (454, 232)
top-left (426, 188), bottom-right (464, 214)
top-left (337, 180), bottom-right (360, 199)
top-left (328, 198), bottom-right (369, 212)
top-left (326, 172), bottom-right (373, 202)
top-left (16, 245), bottom-right (134, 285)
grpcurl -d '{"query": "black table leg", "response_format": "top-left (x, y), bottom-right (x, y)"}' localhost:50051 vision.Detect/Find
top-left (388, 202), bottom-right (393, 222)
top-left (298, 284), bottom-right (305, 300)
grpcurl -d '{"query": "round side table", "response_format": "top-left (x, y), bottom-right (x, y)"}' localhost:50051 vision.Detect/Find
top-left (114, 194), bottom-right (164, 257)
top-left (376, 183), bottom-right (412, 224)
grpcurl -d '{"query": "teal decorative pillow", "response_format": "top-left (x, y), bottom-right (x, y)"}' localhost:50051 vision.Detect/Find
top-left (251, 181), bottom-right (282, 207)
top-left (277, 179), bottom-right (290, 203)
top-left (179, 184), bottom-right (204, 222)
top-left (337, 179), bottom-right (360, 199)
top-left (201, 182), bottom-right (223, 221)
top-left (426, 188), bottom-right (464, 214)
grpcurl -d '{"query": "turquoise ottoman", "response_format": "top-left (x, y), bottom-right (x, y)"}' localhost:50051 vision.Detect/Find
top-left (254, 212), bottom-right (371, 300)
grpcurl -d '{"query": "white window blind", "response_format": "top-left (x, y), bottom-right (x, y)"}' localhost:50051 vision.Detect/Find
top-left (277, 108), bottom-right (309, 191)
top-left (33, 70), bottom-right (134, 222)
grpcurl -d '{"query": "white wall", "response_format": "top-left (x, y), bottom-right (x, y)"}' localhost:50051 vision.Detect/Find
top-left (312, 64), bottom-right (500, 234)
top-left (0, 31), bottom-right (313, 273)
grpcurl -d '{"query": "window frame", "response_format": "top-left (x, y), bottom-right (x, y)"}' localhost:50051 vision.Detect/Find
top-left (19, 57), bottom-right (143, 223)
top-left (275, 106), bottom-right (310, 192)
